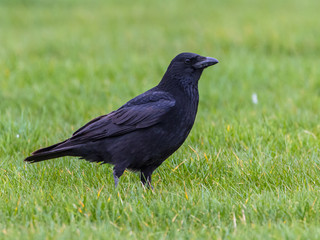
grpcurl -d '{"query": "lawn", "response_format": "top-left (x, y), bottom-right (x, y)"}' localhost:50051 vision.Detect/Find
top-left (1, 0), bottom-right (320, 239)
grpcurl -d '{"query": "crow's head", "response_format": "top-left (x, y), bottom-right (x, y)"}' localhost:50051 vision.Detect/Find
top-left (170, 52), bottom-right (219, 71)
top-left (160, 52), bottom-right (219, 90)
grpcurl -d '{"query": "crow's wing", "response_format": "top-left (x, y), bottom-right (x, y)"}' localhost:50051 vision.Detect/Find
top-left (70, 91), bottom-right (175, 143)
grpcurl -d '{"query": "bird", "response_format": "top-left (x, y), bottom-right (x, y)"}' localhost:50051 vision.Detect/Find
top-left (24, 52), bottom-right (219, 188)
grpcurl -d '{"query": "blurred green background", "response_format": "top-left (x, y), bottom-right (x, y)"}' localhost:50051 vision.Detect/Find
top-left (1, 0), bottom-right (320, 239)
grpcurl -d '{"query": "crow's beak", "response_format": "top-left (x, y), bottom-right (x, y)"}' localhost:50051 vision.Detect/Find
top-left (193, 57), bottom-right (219, 69)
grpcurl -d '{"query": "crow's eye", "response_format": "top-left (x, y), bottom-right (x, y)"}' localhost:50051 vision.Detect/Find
top-left (184, 58), bottom-right (191, 64)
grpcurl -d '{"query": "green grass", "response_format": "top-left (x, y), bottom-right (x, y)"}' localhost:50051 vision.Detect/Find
top-left (1, 0), bottom-right (320, 239)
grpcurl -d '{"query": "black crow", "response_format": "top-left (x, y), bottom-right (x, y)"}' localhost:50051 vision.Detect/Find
top-left (24, 52), bottom-right (219, 188)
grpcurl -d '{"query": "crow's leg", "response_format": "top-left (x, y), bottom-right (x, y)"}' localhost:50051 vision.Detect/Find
top-left (140, 168), bottom-right (154, 189)
top-left (113, 166), bottom-right (125, 188)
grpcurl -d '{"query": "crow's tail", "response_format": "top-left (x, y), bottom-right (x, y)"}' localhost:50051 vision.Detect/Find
top-left (24, 139), bottom-right (78, 163)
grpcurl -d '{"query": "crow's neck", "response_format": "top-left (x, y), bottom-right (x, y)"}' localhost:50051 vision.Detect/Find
top-left (158, 73), bottom-right (201, 100)
top-left (178, 77), bottom-right (199, 100)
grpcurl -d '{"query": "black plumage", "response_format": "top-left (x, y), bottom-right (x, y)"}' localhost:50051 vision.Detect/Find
top-left (24, 52), bottom-right (219, 188)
